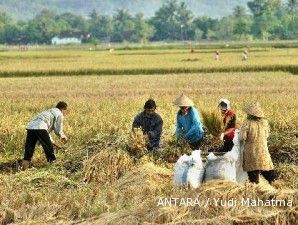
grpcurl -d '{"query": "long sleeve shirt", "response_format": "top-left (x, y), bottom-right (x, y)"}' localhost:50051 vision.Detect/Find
top-left (132, 111), bottom-right (163, 147)
top-left (223, 109), bottom-right (237, 141)
top-left (27, 108), bottom-right (66, 141)
top-left (175, 107), bottom-right (204, 144)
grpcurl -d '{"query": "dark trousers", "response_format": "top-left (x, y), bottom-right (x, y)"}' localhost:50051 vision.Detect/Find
top-left (147, 139), bottom-right (160, 151)
top-left (189, 139), bottom-right (203, 150)
top-left (247, 170), bottom-right (276, 184)
top-left (24, 130), bottom-right (56, 162)
top-left (220, 139), bottom-right (234, 152)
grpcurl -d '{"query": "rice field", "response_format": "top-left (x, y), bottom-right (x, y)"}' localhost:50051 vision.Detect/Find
top-left (0, 48), bottom-right (297, 76)
top-left (0, 46), bottom-right (297, 224)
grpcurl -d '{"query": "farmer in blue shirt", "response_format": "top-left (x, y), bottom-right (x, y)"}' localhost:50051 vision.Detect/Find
top-left (173, 94), bottom-right (204, 150)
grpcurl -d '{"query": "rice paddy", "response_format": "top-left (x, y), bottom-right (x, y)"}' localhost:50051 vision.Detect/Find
top-left (0, 44), bottom-right (297, 224)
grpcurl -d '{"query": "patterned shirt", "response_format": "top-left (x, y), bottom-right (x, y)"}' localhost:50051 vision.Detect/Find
top-left (223, 109), bottom-right (237, 141)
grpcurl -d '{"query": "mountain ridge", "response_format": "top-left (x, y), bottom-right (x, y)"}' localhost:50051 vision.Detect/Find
top-left (0, 0), bottom-right (250, 20)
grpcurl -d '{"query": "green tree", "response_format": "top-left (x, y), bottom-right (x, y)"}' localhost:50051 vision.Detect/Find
top-left (0, 12), bottom-right (12, 43)
top-left (150, 0), bottom-right (194, 41)
top-left (56, 13), bottom-right (87, 33)
top-left (285, 0), bottom-right (298, 39)
top-left (247, 0), bottom-right (281, 39)
top-left (111, 9), bottom-right (134, 42)
top-left (214, 16), bottom-right (235, 40)
top-left (25, 10), bottom-right (61, 44)
top-left (131, 13), bottom-right (154, 43)
top-left (287, 0), bottom-right (298, 13)
top-left (193, 16), bottom-right (218, 39)
top-left (89, 14), bottom-right (113, 40)
top-left (233, 6), bottom-right (252, 39)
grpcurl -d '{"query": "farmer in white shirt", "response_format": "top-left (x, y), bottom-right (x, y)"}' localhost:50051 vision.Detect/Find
top-left (22, 101), bottom-right (68, 170)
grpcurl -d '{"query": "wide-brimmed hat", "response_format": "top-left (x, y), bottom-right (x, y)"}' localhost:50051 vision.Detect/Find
top-left (173, 94), bottom-right (194, 107)
top-left (243, 102), bottom-right (265, 118)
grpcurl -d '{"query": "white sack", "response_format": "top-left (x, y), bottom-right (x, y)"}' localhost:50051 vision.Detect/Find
top-left (173, 150), bottom-right (204, 188)
top-left (173, 154), bottom-right (191, 186)
top-left (227, 130), bottom-right (248, 184)
top-left (186, 150), bottom-right (204, 188)
top-left (205, 153), bottom-right (236, 182)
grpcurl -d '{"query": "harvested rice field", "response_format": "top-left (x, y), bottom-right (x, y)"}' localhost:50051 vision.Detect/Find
top-left (0, 46), bottom-right (297, 224)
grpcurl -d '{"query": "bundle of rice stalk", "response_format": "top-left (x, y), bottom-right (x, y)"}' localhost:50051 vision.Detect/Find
top-left (201, 109), bottom-right (224, 138)
top-left (127, 128), bottom-right (147, 158)
top-left (83, 148), bottom-right (134, 185)
top-left (0, 209), bottom-right (15, 225)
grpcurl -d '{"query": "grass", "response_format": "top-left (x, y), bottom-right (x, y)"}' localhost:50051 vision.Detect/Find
top-left (0, 45), bottom-right (297, 224)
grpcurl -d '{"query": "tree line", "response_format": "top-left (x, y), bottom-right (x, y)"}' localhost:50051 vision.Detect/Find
top-left (0, 0), bottom-right (297, 44)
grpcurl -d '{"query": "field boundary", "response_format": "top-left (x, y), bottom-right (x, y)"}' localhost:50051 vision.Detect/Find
top-left (0, 64), bottom-right (297, 78)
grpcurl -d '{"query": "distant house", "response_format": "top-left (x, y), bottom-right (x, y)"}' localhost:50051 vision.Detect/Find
top-left (51, 36), bottom-right (82, 45)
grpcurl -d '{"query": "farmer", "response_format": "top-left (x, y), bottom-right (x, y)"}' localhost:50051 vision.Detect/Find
top-left (242, 49), bottom-right (248, 61)
top-left (218, 99), bottom-right (237, 152)
top-left (21, 101), bottom-right (68, 170)
top-left (132, 99), bottom-right (163, 150)
top-left (174, 94), bottom-right (204, 150)
top-left (215, 50), bottom-right (220, 61)
top-left (239, 102), bottom-right (276, 184)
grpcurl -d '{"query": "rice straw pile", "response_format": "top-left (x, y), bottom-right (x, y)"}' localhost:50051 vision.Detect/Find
top-left (86, 176), bottom-right (297, 225)
top-left (83, 148), bottom-right (134, 184)
top-left (127, 128), bottom-right (147, 158)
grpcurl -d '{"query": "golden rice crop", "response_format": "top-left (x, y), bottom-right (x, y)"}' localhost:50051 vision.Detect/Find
top-left (127, 128), bottom-right (147, 158)
top-left (0, 47), bottom-right (297, 224)
top-left (201, 109), bottom-right (225, 138)
top-left (0, 48), bottom-right (297, 76)
top-left (83, 148), bottom-right (134, 185)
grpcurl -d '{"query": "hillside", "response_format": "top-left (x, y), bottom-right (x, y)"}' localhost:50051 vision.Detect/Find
top-left (0, 0), bottom-right (250, 20)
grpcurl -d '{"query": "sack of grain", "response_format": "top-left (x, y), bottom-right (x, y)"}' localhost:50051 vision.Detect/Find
top-left (205, 153), bottom-right (236, 182)
top-left (226, 130), bottom-right (248, 184)
top-left (173, 154), bottom-right (191, 186)
top-left (204, 130), bottom-right (248, 183)
top-left (174, 150), bottom-right (204, 188)
top-left (186, 150), bottom-right (204, 188)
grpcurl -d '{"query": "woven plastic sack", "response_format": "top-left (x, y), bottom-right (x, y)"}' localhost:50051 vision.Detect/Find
top-left (205, 154), bottom-right (236, 182)
top-left (186, 150), bottom-right (204, 188)
top-left (174, 150), bottom-right (204, 188)
top-left (225, 130), bottom-right (248, 184)
top-left (173, 154), bottom-right (191, 186)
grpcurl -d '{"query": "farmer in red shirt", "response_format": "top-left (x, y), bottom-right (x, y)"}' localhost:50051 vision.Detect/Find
top-left (218, 99), bottom-right (237, 152)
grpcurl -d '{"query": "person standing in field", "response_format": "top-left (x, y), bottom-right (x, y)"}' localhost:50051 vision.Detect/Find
top-left (174, 94), bottom-right (204, 150)
top-left (215, 50), bottom-right (220, 61)
top-left (21, 101), bottom-right (68, 170)
top-left (218, 99), bottom-right (237, 152)
top-left (239, 102), bottom-right (276, 184)
top-left (132, 99), bottom-right (163, 151)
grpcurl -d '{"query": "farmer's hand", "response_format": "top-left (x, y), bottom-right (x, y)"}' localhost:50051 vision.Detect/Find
top-left (61, 136), bottom-right (68, 143)
top-left (220, 133), bottom-right (225, 141)
top-left (145, 135), bottom-right (150, 144)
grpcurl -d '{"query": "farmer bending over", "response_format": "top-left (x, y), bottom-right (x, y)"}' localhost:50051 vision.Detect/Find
top-left (132, 99), bottom-right (163, 151)
top-left (239, 102), bottom-right (276, 184)
top-left (174, 94), bottom-right (204, 150)
top-left (21, 101), bottom-right (68, 170)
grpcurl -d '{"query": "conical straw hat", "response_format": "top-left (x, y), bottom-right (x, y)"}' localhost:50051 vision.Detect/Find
top-left (173, 94), bottom-right (194, 107)
top-left (243, 102), bottom-right (265, 118)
